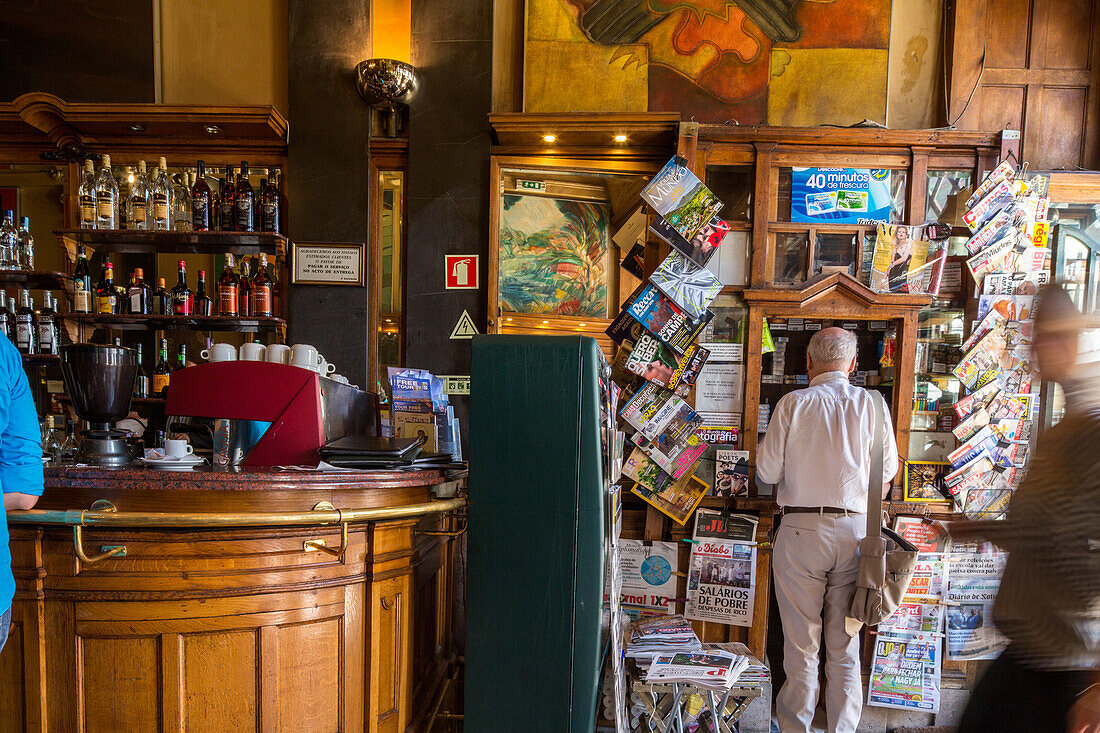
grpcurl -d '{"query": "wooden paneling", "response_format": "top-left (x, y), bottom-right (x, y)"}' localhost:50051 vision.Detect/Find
top-left (184, 631), bottom-right (259, 731)
top-left (276, 619), bottom-right (342, 732)
top-left (977, 85), bottom-right (1027, 133)
top-left (1034, 86), bottom-right (1089, 167)
top-left (80, 636), bottom-right (161, 733)
top-left (0, 619), bottom-right (24, 728)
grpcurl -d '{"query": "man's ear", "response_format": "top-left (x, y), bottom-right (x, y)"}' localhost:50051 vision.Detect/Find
top-left (847, 355), bottom-right (857, 373)
top-left (806, 353), bottom-right (814, 371)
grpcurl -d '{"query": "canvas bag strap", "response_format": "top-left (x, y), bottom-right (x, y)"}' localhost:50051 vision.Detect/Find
top-left (865, 388), bottom-right (885, 539)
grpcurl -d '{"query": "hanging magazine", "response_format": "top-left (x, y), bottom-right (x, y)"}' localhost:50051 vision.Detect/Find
top-left (641, 156), bottom-right (724, 242)
top-left (630, 473), bottom-right (708, 526)
top-left (616, 336), bottom-right (709, 396)
top-left (869, 224), bottom-right (944, 294)
top-left (649, 214), bottom-right (729, 268)
top-left (650, 251), bottom-right (723, 320)
top-left (622, 284), bottom-right (713, 354)
top-left (686, 510), bottom-right (757, 627)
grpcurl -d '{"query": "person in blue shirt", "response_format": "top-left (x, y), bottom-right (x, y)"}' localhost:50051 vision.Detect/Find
top-left (0, 335), bottom-right (44, 653)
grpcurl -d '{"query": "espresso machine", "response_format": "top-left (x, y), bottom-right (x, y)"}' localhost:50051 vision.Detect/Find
top-left (59, 343), bottom-right (139, 466)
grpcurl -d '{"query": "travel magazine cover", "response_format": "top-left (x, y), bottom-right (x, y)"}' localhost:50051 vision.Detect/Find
top-left (630, 473), bottom-right (709, 526)
top-left (641, 156), bottom-right (724, 242)
top-left (623, 283), bottom-right (713, 354)
top-left (649, 251), bottom-right (723, 320)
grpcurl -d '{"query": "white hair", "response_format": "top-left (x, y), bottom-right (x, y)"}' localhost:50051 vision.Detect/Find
top-left (808, 329), bottom-right (857, 369)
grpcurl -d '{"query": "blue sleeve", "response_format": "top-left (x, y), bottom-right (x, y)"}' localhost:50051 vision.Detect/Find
top-left (0, 338), bottom-right (43, 496)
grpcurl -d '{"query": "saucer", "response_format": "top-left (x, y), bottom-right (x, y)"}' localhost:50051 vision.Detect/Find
top-left (139, 455), bottom-right (204, 467)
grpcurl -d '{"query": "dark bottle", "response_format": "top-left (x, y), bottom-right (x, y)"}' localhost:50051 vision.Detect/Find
top-left (133, 342), bottom-right (149, 398)
top-left (152, 338), bottom-right (172, 395)
top-left (37, 292), bottom-right (58, 355)
top-left (251, 252), bottom-right (274, 317)
top-left (72, 244), bottom-right (92, 313)
top-left (194, 270), bottom-right (213, 316)
top-left (15, 289), bottom-right (35, 354)
top-left (260, 173), bottom-right (280, 232)
top-left (96, 261), bottom-right (118, 314)
top-left (0, 291), bottom-right (11, 341)
top-left (219, 165), bottom-right (236, 232)
top-left (176, 342), bottom-right (188, 370)
top-left (153, 277), bottom-right (171, 316)
top-left (171, 260), bottom-right (193, 315)
top-left (190, 160), bottom-right (213, 231)
top-left (217, 253), bottom-right (240, 316)
top-left (235, 161), bottom-right (254, 232)
top-left (239, 260), bottom-right (252, 317)
top-left (5, 298), bottom-right (14, 342)
top-left (127, 267), bottom-right (151, 315)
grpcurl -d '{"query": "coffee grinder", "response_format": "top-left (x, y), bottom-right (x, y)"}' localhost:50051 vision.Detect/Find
top-left (59, 343), bottom-right (139, 466)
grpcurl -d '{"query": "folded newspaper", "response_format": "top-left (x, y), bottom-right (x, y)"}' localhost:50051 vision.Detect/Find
top-left (643, 650), bottom-right (749, 690)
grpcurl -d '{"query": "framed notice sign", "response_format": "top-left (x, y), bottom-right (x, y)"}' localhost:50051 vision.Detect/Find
top-left (291, 242), bottom-right (364, 285)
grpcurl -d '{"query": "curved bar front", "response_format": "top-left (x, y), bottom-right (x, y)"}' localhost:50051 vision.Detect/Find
top-left (0, 466), bottom-right (465, 733)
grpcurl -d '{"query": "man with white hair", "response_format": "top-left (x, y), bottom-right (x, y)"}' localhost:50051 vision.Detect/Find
top-left (757, 327), bottom-right (898, 733)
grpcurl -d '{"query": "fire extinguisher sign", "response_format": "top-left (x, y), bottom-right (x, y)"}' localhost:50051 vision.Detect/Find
top-left (444, 255), bottom-right (479, 290)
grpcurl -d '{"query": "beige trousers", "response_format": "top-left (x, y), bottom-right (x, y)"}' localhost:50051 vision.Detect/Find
top-left (773, 512), bottom-right (866, 733)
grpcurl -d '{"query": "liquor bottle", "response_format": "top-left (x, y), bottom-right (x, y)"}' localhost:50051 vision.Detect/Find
top-left (15, 289), bottom-right (35, 354)
top-left (37, 292), bottom-right (58, 355)
top-left (152, 278), bottom-right (168, 315)
top-left (219, 165), bottom-right (236, 232)
top-left (152, 338), bottom-right (172, 396)
top-left (260, 174), bottom-right (280, 232)
top-left (194, 270), bottom-right (213, 316)
top-left (0, 291), bottom-right (11, 341)
top-left (191, 160), bottom-right (213, 231)
top-left (152, 157), bottom-right (171, 230)
top-left (171, 260), bottom-right (193, 316)
top-left (133, 342), bottom-right (149, 398)
top-left (128, 267), bottom-right (151, 315)
top-left (251, 252), bottom-right (274, 317)
top-left (239, 259), bottom-right (252, 317)
top-left (235, 161), bottom-right (255, 232)
top-left (171, 173), bottom-right (191, 231)
top-left (17, 217), bottom-right (34, 270)
top-left (129, 160), bottom-right (150, 230)
top-left (217, 253), bottom-right (240, 316)
top-left (72, 244), bottom-right (92, 313)
top-left (175, 342), bottom-right (188, 371)
top-left (0, 211), bottom-right (17, 269)
top-left (79, 159), bottom-right (97, 229)
top-left (96, 261), bottom-right (118, 314)
top-left (117, 166), bottom-right (133, 230)
top-left (95, 154), bottom-right (119, 229)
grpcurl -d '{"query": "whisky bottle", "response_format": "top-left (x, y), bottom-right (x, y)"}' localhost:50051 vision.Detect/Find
top-left (152, 157), bottom-right (171, 230)
top-left (235, 161), bottom-right (255, 232)
top-left (152, 338), bottom-right (172, 396)
top-left (72, 244), bottom-right (92, 313)
top-left (37, 292), bottom-right (58, 355)
top-left (95, 154), bottom-right (119, 230)
top-left (219, 165), bottom-right (236, 232)
top-left (251, 252), bottom-right (274, 317)
top-left (217, 253), bottom-right (240, 316)
top-left (15, 289), bottom-right (35, 354)
top-left (191, 160), bottom-right (213, 231)
top-left (79, 159), bottom-right (97, 229)
top-left (260, 173), bottom-right (280, 232)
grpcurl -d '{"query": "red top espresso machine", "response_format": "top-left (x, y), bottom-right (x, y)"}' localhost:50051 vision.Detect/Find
top-left (165, 361), bottom-right (379, 467)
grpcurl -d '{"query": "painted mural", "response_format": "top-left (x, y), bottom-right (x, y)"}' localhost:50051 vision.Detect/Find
top-left (525, 0), bottom-right (890, 126)
top-left (498, 194), bottom-right (610, 317)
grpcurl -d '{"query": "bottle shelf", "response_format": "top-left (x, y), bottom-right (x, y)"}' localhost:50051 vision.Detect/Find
top-left (57, 394), bottom-right (165, 406)
top-left (21, 353), bottom-right (59, 364)
top-left (0, 270), bottom-right (70, 289)
top-left (59, 313), bottom-right (286, 334)
top-left (53, 229), bottom-right (286, 256)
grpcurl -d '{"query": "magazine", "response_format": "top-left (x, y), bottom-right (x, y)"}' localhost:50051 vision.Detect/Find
top-left (965, 232), bottom-right (1018, 282)
top-left (641, 156), bottom-right (724, 242)
top-left (622, 445), bottom-right (676, 494)
top-left (714, 449), bottom-right (750, 497)
top-left (903, 461), bottom-right (951, 502)
top-left (649, 214), bottom-right (730, 268)
top-left (869, 224), bottom-right (941, 293)
top-left (965, 160), bottom-right (1015, 210)
top-left (631, 473), bottom-right (708, 526)
top-left (623, 284), bottom-right (713, 354)
top-left (867, 637), bottom-right (942, 713)
top-left (952, 329), bottom-right (1008, 389)
top-left (626, 614), bottom-right (702, 660)
top-left (617, 334), bottom-right (709, 395)
top-left (613, 539), bottom-right (680, 617)
top-left (893, 516), bottom-right (952, 553)
top-left (686, 510), bottom-right (757, 627)
top-left (964, 207), bottom-right (1016, 255)
top-left (631, 431), bottom-right (708, 480)
top-left (977, 294), bottom-right (1034, 322)
top-left (964, 179), bottom-right (1015, 232)
top-left (982, 271), bottom-right (1047, 296)
top-left (650, 251), bottom-right (723, 320)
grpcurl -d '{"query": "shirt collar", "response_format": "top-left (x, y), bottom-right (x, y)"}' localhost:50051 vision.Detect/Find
top-left (809, 370), bottom-right (850, 387)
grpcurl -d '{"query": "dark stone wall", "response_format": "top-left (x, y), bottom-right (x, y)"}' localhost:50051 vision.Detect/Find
top-left (286, 0), bottom-right (372, 386)
top-left (0, 0), bottom-right (155, 102)
top-left (406, 0), bottom-right (494, 446)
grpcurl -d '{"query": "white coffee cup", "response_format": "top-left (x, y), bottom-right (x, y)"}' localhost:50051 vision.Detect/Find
top-left (164, 439), bottom-right (194, 458)
top-left (290, 344), bottom-right (323, 371)
top-left (320, 360), bottom-right (336, 375)
top-left (201, 343), bottom-right (237, 362)
top-left (265, 344), bottom-right (290, 364)
top-left (239, 342), bottom-right (266, 361)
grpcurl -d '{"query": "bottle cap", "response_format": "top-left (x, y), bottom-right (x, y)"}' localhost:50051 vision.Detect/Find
top-left (158, 278), bottom-right (166, 286)
top-left (134, 268), bottom-right (143, 278)
top-left (198, 270), bottom-right (206, 277)
top-left (178, 260), bottom-right (186, 269)
top-left (102, 154), bottom-right (111, 168)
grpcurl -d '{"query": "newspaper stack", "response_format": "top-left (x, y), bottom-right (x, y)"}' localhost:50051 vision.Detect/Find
top-left (942, 161), bottom-right (1050, 519)
top-left (643, 647), bottom-right (750, 691)
top-left (625, 614), bottom-right (702, 661)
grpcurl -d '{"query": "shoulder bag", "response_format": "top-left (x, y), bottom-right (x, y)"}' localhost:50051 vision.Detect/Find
top-left (848, 389), bottom-right (919, 627)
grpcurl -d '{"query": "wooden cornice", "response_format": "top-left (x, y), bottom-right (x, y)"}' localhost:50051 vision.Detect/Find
top-left (744, 273), bottom-right (931, 310)
top-left (696, 124), bottom-right (1003, 152)
top-left (489, 112), bottom-right (680, 153)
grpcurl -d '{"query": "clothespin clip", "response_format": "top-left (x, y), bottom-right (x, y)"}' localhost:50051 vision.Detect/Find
top-left (682, 539), bottom-right (699, 545)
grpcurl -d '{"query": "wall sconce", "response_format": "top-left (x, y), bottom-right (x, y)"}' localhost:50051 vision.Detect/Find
top-left (355, 59), bottom-right (421, 138)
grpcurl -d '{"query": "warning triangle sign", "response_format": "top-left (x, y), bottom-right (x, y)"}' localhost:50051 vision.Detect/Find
top-left (449, 310), bottom-right (480, 340)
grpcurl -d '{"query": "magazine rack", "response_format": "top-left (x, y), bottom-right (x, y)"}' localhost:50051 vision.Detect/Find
top-left (629, 673), bottom-right (764, 733)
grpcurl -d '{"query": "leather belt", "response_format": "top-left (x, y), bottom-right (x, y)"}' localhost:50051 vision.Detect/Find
top-left (782, 506), bottom-right (864, 516)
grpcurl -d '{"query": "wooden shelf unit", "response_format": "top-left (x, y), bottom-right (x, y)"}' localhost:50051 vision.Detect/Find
top-left (53, 229), bottom-right (286, 257)
top-left (0, 270), bottom-right (69, 289)
top-left (60, 313), bottom-right (286, 334)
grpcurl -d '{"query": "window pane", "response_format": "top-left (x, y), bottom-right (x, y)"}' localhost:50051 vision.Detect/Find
top-left (776, 169), bottom-right (793, 222)
top-left (705, 229), bottom-right (751, 286)
top-left (889, 170), bottom-right (907, 223)
top-left (814, 232), bottom-right (858, 276)
top-left (773, 232), bottom-right (808, 283)
top-left (705, 166), bottom-right (753, 221)
top-left (378, 170), bottom-right (404, 386)
top-left (925, 170), bottom-right (972, 226)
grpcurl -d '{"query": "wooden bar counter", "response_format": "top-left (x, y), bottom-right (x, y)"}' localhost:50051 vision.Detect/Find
top-left (0, 465), bottom-right (465, 733)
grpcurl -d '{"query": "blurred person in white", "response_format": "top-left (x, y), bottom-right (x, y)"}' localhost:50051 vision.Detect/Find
top-left (953, 285), bottom-right (1100, 733)
top-left (758, 327), bottom-right (897, 733)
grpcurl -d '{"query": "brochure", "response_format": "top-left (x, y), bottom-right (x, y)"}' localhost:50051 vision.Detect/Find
top-left (649, 251), bottom-right (722, 320)
top-left (641, 156), bottom-right (724, 242)
top-left (686, 510), bottom-right (757, 627)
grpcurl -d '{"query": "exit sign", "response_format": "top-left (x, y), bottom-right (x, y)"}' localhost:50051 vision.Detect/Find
top-left (517, 179), bottom-right (545, 192)
top-left (440, 375), bottom-right (470, 395)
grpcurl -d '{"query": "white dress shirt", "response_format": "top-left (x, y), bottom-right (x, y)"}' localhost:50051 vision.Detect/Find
top-left (756, 371), bottom-right (898, 512)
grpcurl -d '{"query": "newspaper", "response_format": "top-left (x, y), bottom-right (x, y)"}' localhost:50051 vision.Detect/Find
top-left (614, 539), bottom-right (680, 617)
top-left (644, 650), bottom-right (747, 690)
top-left (945, 552), bottom-right (1008, 660)
top-left (686, 510), bottom-right (757, 627)
top-left (867, 637), bottom-right (942, 713)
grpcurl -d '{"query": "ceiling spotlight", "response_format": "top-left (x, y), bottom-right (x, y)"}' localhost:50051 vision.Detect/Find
top-left (542, 134), bottom-right (557, 143)
top-left (613, 134), bottom-right (627, 143)
top-left (128, 124), bottom-right (146, 133)
top-left (203, 125), bottom-right (221, 135)
top-left (578, 323), bottom-right (586, 327)
top-left (542, 319), bottom-right (550, 324)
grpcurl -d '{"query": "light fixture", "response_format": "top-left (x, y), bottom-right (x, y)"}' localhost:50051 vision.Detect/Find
top-left (505, 317), bottom-right (513, 322)
top-left (128, 124), bottom-right (146, 133)
top-left (578, 323), bottom-right (586, 327)
top-left (203, 125), bottom-right (221, 135)
top-left (542, 319), bottom-right (550, 324)
top-left (542, 134), bottom-right (557, 144)
top-left (356, 58), bottom-right (422, 138)
top-left (613, 134), bottom-right (627, 143)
